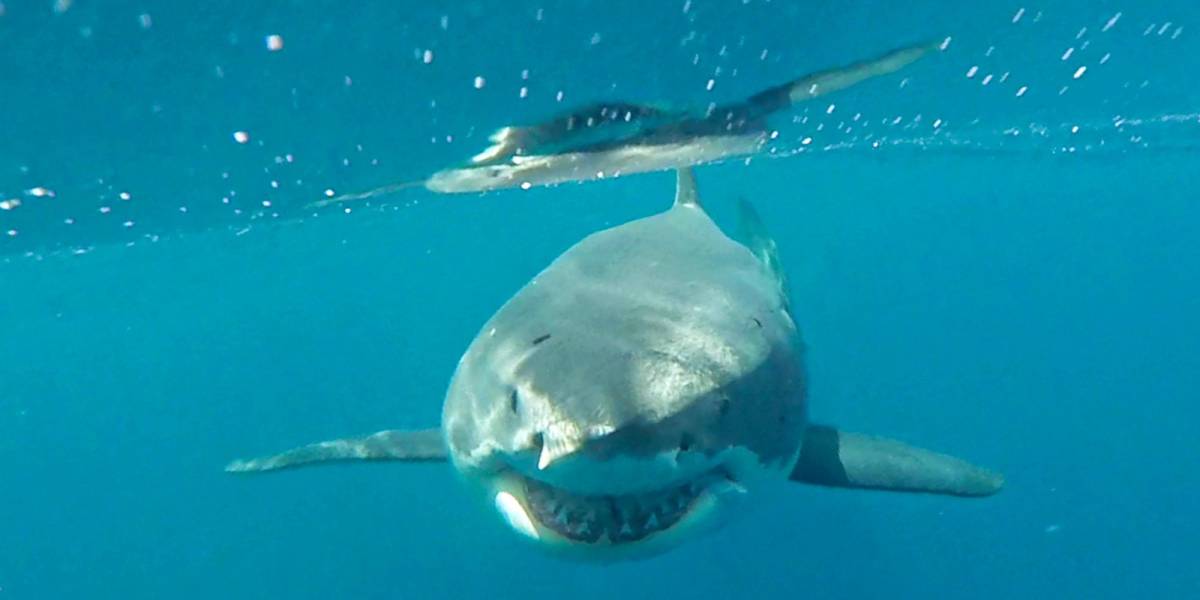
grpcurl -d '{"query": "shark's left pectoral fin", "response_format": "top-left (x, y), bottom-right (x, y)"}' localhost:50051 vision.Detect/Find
top-left (225, 428), bottom-right (447, 474)
top-left (790, 424), bottom-right (1004, 497)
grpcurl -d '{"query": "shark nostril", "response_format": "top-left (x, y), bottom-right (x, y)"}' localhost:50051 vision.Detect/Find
top-left (529, 431), bottom-right (544, 450)
top-left (510, 389), bottom-right (520, 414)
top-left (679, 433), bottom-right (694, 452)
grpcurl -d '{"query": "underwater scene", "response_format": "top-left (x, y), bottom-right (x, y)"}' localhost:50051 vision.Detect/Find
top-left (1, 1), bottom-right (1197, 598)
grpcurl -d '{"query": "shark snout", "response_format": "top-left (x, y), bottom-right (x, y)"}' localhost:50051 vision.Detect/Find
top-left (500, 429), bottom-right (727, 498)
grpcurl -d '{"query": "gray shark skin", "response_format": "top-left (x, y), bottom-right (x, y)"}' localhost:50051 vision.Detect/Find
top-left (230, 169), bottom-right (1002, 561)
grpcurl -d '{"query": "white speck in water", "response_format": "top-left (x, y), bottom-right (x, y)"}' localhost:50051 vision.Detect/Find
top-left (473, 76), bottom-right (486, 89)
top-left (705, 79), bottom-right (715, 91)
top-left (423, 49), bottom-right (434, 64)
top-left (1102, 12), bottom-right (1121, 32)
top-left (99, 206), bottom-right (111, 214)
top-left (324, 188), bottom-right (335, 197)
top-left (939, 37), bottom-right (952, 51)
top-left (825, 104), bottom-right (835, 115)
top-left (1073, 66), bottom-right (1087, 79)
top-left (64, 218), bottom-right (75, 225)
top-left (440, 15), bottom-right (449, 30)
top-left (266, 34), bottom-right (284, 51)
top-left (1044, 524), bottom-right (1061, 534)
top-left (966, 65), bottom-right (978, 78)
top-left (555, 90), bottom-right (565, 102)
top-left (520, 182), bottom-right (532, 190)
top-left (0, 199), bottom-right (19, 210)
top-left (179, 206), bottom-right (188, 213)
top-left (1016, 86), bottom-right (1028, 97)
top-left (1011, 7), bottom-right (1024, 23)
top-left (1061, 47), bottom-right (1074, 61)
top-left (590, 32), bottom-right (602, 45)
top-left (981, 74), bottom-right (993, 85)
top-left (123, 220), bottom-right (135, 228)
top-left (233, 131), bottom-right (249, 144)
top-left (262, 200), bottom-right (272, 207)
top-left (138, 13), bottom-right (152, 29)
top-left (119, 191), bottom-right (131, 201)
top-left (519, 86), bottom-right (528, 98)
top-left (801, 137), bottom-right (812, 145)
top-left (27, 186), bottom-right (53, 198)
top-left (5, 229), bottom-right (16, 237)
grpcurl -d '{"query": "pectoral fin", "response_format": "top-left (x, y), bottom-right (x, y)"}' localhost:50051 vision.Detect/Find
top-left (790, 424), bottom-right (1003, 497)
top-left (225, 428), bottom-right (447, 473)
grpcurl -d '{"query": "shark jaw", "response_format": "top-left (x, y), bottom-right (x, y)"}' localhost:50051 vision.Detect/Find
top-left (468, 448), bottom-right (784, 562)
top-left (488, 468), bottom-right (744, 561)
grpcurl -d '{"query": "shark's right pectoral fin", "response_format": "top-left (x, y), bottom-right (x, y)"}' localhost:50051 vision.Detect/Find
top-left (790, 424), bottom-right (1004, 497)
top-left (225, 428), bottom-right (447, 474)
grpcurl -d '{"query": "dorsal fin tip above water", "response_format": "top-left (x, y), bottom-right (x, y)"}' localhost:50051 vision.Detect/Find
top-left (673, 168), bottom-right (702, 209)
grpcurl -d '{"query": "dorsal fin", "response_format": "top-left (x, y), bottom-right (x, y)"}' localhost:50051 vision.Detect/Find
top-left (673, 168), bottom-right (703, 209)
top-left (737, 197), bottom-right (789, 304)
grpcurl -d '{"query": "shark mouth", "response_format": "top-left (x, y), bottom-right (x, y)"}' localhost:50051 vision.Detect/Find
top-left (496, 469), bottom-right (739, 545)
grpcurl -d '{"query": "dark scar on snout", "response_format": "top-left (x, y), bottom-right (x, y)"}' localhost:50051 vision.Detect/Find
top-left (531, 333), bottom-right (552, 345)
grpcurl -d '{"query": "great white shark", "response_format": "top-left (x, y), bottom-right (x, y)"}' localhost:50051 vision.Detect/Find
top-left (230, 169), bottom-right (1002, 560)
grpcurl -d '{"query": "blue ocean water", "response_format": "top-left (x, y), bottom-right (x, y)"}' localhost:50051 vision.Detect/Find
top-left (2, 1), bottom-right (1198, 598)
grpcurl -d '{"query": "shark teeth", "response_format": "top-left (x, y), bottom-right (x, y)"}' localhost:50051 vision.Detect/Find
top-left (522, 471), bottom-right (726, 544)
top-left (537, 434), bottom-right (582, 470)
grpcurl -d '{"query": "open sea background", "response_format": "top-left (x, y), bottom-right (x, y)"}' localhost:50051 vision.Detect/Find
top-left (2, 1), bottom-right (1197, 598)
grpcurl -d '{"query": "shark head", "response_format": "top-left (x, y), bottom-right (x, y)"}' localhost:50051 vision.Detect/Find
top-left (442, 329), bottom-right (805, 560)
top-left (440, 187), bottom-right (806, 560)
